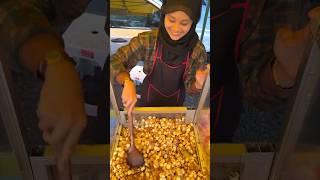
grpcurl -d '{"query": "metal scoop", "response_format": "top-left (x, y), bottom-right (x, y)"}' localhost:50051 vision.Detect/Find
top-left (127, 108), bottom-right (144, 168)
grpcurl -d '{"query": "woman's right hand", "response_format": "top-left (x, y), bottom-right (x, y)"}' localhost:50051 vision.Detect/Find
top-left (37, 58), bottom-right (86, 179)
top-left (122, 79), bottom-right (137, 110)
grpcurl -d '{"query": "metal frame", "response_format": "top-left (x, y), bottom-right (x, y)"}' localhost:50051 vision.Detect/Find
top-left (241, 152), bottom-right (274, 180)
top-left (0, 51), bottom-right (34, 179)
top-left (212, 144), bottom-right (275, 180)
top-left (109, 73), bottom-right (211, 178)
top-left (200, 0), bottom-right (210, 42)
top-left (110, 82), bottom-right (122, 123)
top-left (30, 154), bottom-right (108, 180)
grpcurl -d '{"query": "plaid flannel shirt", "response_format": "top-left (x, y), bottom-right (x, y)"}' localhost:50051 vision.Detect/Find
top-left (110, 29), bottom-right (208, 93)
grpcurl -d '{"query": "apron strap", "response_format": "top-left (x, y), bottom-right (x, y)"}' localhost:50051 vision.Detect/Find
top-left (233, 1), bottom-right (249, 62)
top-left (148, 44), bottom-right (160, 76)
top-left (155, 43), bottom-right (190, 80)
top-left (212, 1), bottom-right (249, 63)
top-left (182, 51), bottom-right (190, 80)
top-left (147, 84), bottom-right (181, 104)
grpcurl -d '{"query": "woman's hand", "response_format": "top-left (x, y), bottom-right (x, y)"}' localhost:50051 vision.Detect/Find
top-left (273, 7), bottom-right (320, 87)
top-left (37, 59), bottom-right (87, 179)
top-left (195, 64), bottom-right (210, 89)
top-left (122, 79), bottom-right (137, 110)
top-left (273, 25), bottom-right (311, 86)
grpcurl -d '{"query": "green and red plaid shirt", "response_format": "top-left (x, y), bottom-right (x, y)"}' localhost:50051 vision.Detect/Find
top-left (110, 29), bottom-right (208, 93)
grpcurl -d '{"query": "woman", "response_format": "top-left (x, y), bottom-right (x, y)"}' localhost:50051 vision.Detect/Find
top-left (110, 0), bottom-right (209, 110)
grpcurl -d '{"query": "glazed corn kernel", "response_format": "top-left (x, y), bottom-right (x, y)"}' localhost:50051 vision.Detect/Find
top-left (110, 116), bottom-right (208, 179)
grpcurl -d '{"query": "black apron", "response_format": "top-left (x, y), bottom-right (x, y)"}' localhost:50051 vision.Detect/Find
top-left (139, 44), bottom-right (189, 107)
top-left (212, 0), bottom-right (248, 142)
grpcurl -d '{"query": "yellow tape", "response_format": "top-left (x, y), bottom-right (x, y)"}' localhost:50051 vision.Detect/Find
top-left (132, 106), bottom-right (187, 112)
top-left (45, 50), bottom-right (62, 64)
top-left (212, 144), bottom-right (247, 155)
top-left (44, 144), bottom-right (109, 157)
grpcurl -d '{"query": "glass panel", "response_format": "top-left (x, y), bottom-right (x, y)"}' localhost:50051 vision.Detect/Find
top-left (110, 99), bottom-right (118, 145)
top-left (282, 83), bottom-right (320, 180)
top-left (277, 35), bottom-right (320, 180)
top-left (195, 76), bottom-right (211, 176)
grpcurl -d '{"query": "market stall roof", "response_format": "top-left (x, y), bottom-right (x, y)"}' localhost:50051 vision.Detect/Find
top-left (111, 0), bottom-right (159, 15)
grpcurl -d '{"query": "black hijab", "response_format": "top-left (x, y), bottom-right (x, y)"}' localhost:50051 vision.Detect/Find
top-left (158, 0), bottom-right (202, 65)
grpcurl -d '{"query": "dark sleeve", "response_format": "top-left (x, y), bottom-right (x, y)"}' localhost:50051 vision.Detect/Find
top-left (185, 41), bottom-right (207, 93)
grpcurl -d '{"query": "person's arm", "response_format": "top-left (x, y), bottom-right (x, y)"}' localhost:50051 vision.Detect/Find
top-left (185, 42), bottom-right (208, 93)
top-left (19, 32), bottom-right (66, 74)
top-left (116, 72), bottom-right (132, 85)
top-left (110, 32), bottom-right (148, 109)
top-left (110, 33), bottom-right (147, 84)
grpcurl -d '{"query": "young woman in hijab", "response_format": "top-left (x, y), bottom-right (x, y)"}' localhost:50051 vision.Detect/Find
top-left (110, 0), bottom-right (209, 110)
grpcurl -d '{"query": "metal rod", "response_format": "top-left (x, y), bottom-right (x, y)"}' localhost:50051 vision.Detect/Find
top-left (110, 82), bottom-right (122, 124)
top-left (200, 0), bottom-right (210, 42)
top-left (0, 52), bottom-right (34, 180)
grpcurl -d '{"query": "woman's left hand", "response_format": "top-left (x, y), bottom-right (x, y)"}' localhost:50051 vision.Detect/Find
top-left (195, 64), bottom-right (210, 89)
top-left (273, 7), bottom-right (320, 86)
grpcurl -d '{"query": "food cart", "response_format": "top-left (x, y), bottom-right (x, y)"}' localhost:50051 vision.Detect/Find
top-left (109, 73), bottom-right (210, 179)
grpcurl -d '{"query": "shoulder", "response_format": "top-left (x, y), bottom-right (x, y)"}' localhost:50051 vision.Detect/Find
top-left (135, 29), bottom-right (159, 49)
top-left (138, 29), bottom-right (158, 36)
top-left (191, 40), bottom-right (206, 59)
top-left (136, 29), bottom-right (159, 41)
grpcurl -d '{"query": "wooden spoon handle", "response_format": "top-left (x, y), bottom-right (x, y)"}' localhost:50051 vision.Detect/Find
top-left (57, 159), bottom-right (71, 180)
top-left (53, 145), bottom-right (72, 180)
top-left (127, 109), bottom-right (134, 146)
